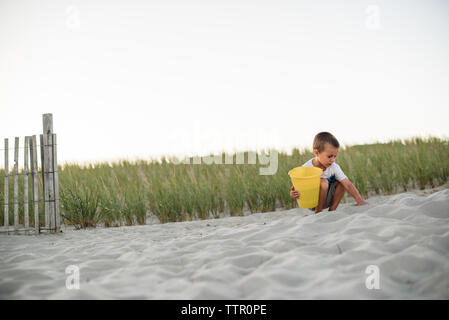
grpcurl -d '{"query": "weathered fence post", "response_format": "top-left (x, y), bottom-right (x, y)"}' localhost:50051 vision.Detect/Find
top-left (42, 113), bottom-right (59, 233)
top-left (30, 135), bottom-right (40, 234)
top-left (40, 134), bottom-right (47, 228)
top-left (13, 137), bottom-right (19, 233)
top-left (24, 136), bottom-right (30, 234)
top-left (52, 133), bottom-right (60, 233)
top-left (3, 138), bottom-right (9, 234)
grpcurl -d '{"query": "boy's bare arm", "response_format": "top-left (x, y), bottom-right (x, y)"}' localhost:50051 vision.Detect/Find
top-left (340, 179), bottom-right (368, 205)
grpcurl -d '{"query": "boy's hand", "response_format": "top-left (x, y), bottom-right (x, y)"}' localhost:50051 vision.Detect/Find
top-left (290, 186), bottom-right (300, 199)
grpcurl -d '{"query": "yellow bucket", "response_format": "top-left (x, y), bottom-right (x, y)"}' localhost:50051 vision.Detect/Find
top-left (288, 166), bottom-right (323, 208)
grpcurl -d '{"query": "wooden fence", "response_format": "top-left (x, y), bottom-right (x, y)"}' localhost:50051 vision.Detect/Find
top-left (0, 113), bottom-right (60, 234)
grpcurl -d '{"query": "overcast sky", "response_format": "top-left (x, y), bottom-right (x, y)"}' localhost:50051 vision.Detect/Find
top-left (1, 0), bottom-right (448, 165)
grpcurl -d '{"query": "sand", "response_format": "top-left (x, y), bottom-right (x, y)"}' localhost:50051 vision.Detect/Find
top-left (1, 186), bottom-right (449, 299)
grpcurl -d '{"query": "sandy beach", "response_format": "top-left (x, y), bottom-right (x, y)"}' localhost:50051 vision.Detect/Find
top-left (1, 185), bottom-right (449, 299)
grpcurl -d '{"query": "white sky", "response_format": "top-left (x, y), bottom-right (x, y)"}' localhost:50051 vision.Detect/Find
top-left (1, 0), bottom-right (448, 165)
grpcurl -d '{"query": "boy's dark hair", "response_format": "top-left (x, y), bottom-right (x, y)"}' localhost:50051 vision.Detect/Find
top-left (313, 132), bottom-right (340, 152)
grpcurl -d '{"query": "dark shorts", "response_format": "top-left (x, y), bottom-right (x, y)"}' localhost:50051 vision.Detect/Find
top-left (309, 177), bottom-right (337, 211)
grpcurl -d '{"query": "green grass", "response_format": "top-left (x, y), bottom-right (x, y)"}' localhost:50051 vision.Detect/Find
top-left (1, 135), bottom-right (448, 229)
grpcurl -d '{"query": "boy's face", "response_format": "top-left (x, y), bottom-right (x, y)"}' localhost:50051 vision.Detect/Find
top-left (314, 143), bottom-right (339, 168)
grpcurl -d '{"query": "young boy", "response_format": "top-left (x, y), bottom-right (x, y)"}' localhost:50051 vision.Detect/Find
top-left (290, 132), bottom-right (368, 214)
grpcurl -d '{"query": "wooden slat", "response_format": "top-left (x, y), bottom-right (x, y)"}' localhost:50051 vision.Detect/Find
top-left (40, 133), bottom-right (49, 229)
top-left (30, 135), bottom-right (40, 234)
top-left (24, 136), bottom-right (30, 234)
top-left (3, 138), bottom-right (9, 233)
top-left (13, 137), bottom-right (19, 232)
top-left (52, 133), bottom-right (60, 232)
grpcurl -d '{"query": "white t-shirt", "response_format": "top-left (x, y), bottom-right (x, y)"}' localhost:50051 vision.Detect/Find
top-left (302, 158), bottom-right (348, 182)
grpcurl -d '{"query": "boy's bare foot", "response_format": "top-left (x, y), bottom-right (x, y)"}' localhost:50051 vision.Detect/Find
top-left (352, 201), bottom-right (368, 206)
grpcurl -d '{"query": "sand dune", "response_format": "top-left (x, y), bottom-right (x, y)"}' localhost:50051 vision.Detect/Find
top-left (1, 187), bottom-right (448, 299)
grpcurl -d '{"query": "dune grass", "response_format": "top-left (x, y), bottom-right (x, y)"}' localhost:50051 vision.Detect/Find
top-left (1, 136), bottom-right (448, 229)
